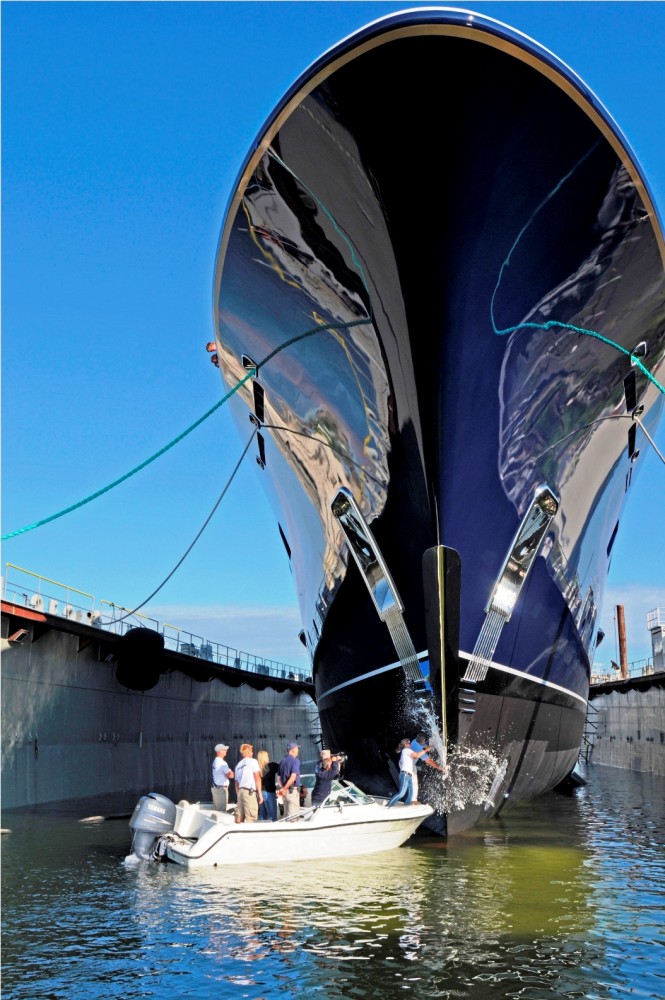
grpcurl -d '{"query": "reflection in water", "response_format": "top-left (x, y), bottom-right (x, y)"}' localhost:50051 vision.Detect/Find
top-left (2, 767), bottom-right (664, 999)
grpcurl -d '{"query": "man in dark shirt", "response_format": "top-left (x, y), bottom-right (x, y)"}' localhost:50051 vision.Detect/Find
top-left (277, 741), bottom-right (301, 817)
top-left (311, 749), bottom-right (341, 806)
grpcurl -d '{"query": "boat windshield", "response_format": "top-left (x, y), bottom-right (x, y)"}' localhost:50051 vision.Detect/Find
top-left (323, 781), bottom-right (374, 807)
top-left (299, 774), bottom-right (375, 806)
top-left (334, 781), bottom-right (374, 805)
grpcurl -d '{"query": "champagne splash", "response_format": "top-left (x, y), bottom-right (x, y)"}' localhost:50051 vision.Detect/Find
top-left (406, 697), bottom-right (507, 815)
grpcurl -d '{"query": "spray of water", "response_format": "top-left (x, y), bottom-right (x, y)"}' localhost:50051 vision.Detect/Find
top-left (400, 689), bottom-right (507, 817)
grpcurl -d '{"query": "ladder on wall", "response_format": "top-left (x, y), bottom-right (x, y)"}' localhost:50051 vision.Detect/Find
top-left (578, 701), bottom-right (599, 765)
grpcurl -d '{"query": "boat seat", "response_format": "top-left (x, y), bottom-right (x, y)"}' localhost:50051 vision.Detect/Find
top-left (174, 802), bottom-right (234, 838)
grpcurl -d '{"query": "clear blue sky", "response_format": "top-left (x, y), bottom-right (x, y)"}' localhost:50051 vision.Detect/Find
top-left (2, 2), bottom-right (664, 669)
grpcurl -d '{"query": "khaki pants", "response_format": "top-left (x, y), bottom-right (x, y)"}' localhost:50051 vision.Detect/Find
top-left (283, 787), bottom-right (301, 817)
top-left (237, 787), bottom-right (259, 823)
top-left (211, 785), bottom-right (228, 811)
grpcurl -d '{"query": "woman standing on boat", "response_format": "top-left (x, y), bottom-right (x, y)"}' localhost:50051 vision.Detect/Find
top-left (388, 739), bottom-right (429, 807)
top-left (257, 749), bottom-right (279, 821)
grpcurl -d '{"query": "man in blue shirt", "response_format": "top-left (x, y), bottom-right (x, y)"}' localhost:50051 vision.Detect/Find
top-left (277, 741), bottom-right (301, 817)
top-left (410, 731), bottom-right (447, 803)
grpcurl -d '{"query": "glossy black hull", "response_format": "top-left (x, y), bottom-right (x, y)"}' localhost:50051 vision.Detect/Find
top-left (213, 9), bottom-right (665, 833)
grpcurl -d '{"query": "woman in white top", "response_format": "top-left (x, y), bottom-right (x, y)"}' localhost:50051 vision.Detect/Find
top-left (387, 739), bottom-right (428, 807)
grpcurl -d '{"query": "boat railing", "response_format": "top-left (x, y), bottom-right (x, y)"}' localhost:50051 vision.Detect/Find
top-left (2, 563), bottom-right (311, 683)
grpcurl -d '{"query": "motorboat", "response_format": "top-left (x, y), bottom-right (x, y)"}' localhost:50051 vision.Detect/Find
top-left (128, 777), bottom-right (432, 868)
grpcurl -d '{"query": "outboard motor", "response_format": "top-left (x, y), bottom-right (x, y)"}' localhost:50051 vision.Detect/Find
top-left (129, 792), bottom-right (177, 860)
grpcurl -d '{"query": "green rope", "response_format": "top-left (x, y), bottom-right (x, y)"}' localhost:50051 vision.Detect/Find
top-left (491, 142), bottom-right (665, 396)
top-left (255, 316), bottom-right (372, 372)
top-left (495, 317), bottom-right (665, 394)
top-left (1, 371), bottom-right (256, 540)
top-left (3, 316), bottom-right (373, 541)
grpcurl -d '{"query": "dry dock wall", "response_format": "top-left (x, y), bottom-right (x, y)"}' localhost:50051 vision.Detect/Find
top-left (588, 682), bottom-right (665, 775)
top-left (1, 608), bottom-right (319, 811)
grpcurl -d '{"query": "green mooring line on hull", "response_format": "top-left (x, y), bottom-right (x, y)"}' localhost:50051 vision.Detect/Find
top-left (490, 141), bottom-right (665, 396)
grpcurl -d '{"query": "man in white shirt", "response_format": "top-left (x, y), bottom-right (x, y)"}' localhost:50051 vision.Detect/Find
top-left (211, 743), bottom-right (234, 811)
top-left (388, 739), bottom-right (428, 806)
top-left (234, 743), bottom-right (263, 823)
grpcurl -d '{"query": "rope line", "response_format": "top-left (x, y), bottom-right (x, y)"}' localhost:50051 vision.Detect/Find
top-left (3, 317), bottom-right (372, 541)
top-left (2, 370), bottom-right (256, 541)
top-left (491, 141), bottom-right (665, 396)
top-left (107, 428), bottom-right (258, 625)
top-left (255, 316), bottom-right (372, 373)
top-left (494, 317), bottom-right (665, 395)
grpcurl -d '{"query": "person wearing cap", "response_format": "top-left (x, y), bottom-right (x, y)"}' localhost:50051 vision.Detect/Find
top-left (410, 731), bottom-right (447, 803)
top-left (211, 743), bottom-right (234, 812)
top-left (311, 749), bottom-right (341, 806)
top-left (277, 741), bottom-right (301, 817)
top-left (234, 743), bottom-right (263, 823)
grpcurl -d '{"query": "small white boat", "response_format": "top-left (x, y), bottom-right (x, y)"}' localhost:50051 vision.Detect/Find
top-left (128, 776), bottom-right (433, 868)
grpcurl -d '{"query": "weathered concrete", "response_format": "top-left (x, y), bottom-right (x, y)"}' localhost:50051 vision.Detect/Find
top-left (587, 680), bottom-right (665, 774)
top-left (2, 605), bottom-right (320, 810)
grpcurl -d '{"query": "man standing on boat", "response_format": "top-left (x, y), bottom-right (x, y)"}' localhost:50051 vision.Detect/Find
top-left (278, 741), bottom-right (301, 817)
top-left (311, 749), bottom-right (342, 806)
top-left (211, 743), bottom-right (234, 812)
top-left (234, 743), bottom-right (264, 823)
top-left (410, 731), bottom-right (447, 803)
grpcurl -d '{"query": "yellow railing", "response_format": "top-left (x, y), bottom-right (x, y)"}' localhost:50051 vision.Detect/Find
top-left (4, 563), bottom-right (94, 607)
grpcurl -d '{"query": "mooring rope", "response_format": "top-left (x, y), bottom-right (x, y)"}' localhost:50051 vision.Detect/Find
top-left (2, 316), bottom-right (373, 541)
top-left (108, 428), bottom-right (258, 625)
top-left (490, 141), bottom-right (665, 396)
top-left (1, 371), bottom-right (256, 541)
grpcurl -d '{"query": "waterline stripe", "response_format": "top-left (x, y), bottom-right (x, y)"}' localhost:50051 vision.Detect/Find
top-left (317, 653), bottom-right (427, 703)
top-left (317, 650), bottom-right (588, 708)
top-left (459, 651), bottom-right (589, 708)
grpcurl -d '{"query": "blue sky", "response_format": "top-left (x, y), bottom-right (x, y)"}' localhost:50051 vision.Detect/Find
top-left (2, 1), bottom-right (664, 670)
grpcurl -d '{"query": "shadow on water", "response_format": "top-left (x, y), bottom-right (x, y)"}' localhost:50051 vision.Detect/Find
top-left (2, 765), bottom-right (664, 999)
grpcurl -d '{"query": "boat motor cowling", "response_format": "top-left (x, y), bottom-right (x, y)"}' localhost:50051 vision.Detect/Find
top-left (129, 792), bottom-right (176, 859)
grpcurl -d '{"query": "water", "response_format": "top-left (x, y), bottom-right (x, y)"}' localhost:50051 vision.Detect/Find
top-left (2, 765), bottom-right (664, 999)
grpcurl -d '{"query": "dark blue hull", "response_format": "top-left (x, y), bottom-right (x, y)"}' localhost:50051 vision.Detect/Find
top-left (213, 9), bottom-right (665, 833)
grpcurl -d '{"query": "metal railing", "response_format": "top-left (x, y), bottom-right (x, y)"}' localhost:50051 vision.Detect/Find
top-left (590, 656), bottom-right (656, 685)
top-left (646, 607), bottom-right (665, 631)
top-left (2, 564), bottom-right (312, 684)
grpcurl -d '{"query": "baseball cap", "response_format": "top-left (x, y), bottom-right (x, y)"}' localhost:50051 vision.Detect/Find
top-left (287, 741), bottom-right (300, 750)
top-left (320, 749), bottom-right (331, 758)
top-left (214, 743), bottom-right (229, 752)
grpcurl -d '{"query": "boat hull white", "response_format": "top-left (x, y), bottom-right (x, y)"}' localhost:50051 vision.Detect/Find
top-left (162, 800), bottom-right (432, 868)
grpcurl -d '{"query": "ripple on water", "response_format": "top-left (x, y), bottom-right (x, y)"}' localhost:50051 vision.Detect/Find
top-left (2, 766), bottom-right (665, 999)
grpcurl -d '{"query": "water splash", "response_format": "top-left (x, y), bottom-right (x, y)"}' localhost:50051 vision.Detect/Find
top-left (402, 693), bottom-right (507, 816)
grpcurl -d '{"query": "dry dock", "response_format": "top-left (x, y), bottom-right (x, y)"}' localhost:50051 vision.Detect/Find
top-left (587, 670), bottom-right (665, 775)
top-left (1, 599), bottom-right (319, 811)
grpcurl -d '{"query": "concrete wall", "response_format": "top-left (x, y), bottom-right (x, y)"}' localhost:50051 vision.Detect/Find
top-left (587, 685), bottom-right (665, 774)
top-left (1, 615), bottom-right (320, 810)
